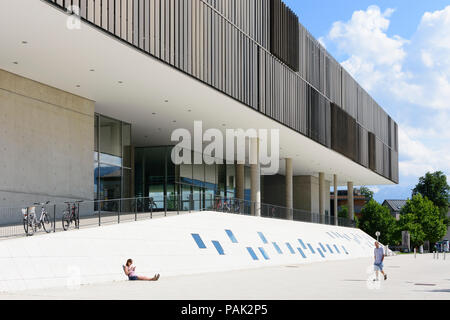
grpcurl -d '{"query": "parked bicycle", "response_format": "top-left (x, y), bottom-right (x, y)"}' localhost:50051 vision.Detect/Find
top-left (22, 201), bottom-right (52, 236)
top-left (62, 201), bottom-right (82, 231)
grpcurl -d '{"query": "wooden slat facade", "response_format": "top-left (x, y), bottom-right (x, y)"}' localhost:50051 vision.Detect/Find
top-left (44, 0), bottom-right (399, 183)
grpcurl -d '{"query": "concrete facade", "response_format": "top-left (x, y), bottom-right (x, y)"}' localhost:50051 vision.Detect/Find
top-left (0, 69), bottom-right (95, 209)
top-left (285, 158), bottom-right (293, 220)
top-left (293, 176), bottom-right (330, 214)
top-left (348, 182), bottom-right (355, 220)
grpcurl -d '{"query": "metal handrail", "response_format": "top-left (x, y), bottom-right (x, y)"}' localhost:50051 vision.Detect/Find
top-left (0, 195), bottom-right (356, 240)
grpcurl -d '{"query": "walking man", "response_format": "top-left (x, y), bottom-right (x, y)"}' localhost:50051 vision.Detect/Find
top-left (374, 241), bottom-right (387, 281)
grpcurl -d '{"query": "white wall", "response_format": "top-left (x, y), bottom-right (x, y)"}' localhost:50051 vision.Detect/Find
top-left (0, 69), bottom-right (95, 210)
top-left (0, 212), bottom-right (381, 292)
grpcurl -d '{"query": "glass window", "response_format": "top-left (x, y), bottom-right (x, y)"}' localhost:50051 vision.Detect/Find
top-left (99, 163), bottom-right (121, 200)
top-left (122, 168), bottom-right (132, 199)
top-left (94, 114), bottom-right (132, 202)
top-left (99, 116), bottom-right (122, 157)
top-left (227, 164), bottom-right (236, 198)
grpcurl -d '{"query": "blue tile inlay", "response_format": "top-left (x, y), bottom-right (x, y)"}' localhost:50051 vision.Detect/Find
top-left (297, 247), bottom-right (307, 259)
top-left (272, 242), bottom-right (283, 254)
top-left (258, 247), bottom-right (270, 260)
top-left (258, 232), bottom-right (268, 244)
top-left (326, 244), bottom-right (334, 254)
top-left (342, 245), bottom-right (349, 255)
top-left (212, 241), bottom-right (225, 255)
top-left (326, 232), bottom-right (335, 239)
top-left (247, 247), bottom-right (259, 260)
top-left (319, 242), bottom-right (327, 252)
top-left (298, 239), bottom-right (307, 249)
top-left (333, 244), bottom-right (341, 254)
top-left (317, 247), bottom-right (325, 258)
top-left (225, 229), bottom-right (238, 243)
top-left (286, 242), bottom-right (296, 254)
top-left (191, 233), bottom-right (207, 249)
top-left (307, 243), bottom-right (316, 254)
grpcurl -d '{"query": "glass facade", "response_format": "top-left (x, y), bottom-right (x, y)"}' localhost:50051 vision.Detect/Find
top-left (94, 114), bottom-right (132, 201)
top-left (134, 146), bottom-right (252, 211)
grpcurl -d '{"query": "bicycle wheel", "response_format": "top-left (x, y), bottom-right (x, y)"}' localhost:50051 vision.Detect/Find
top-left (42, 214), bottom-right (52, 233)
top-left (62, 213), bottom-right (70, 231)
top-left (25, 218), bottom-right (34, 236)
top-left (23, 218), bottom-right (29, 235)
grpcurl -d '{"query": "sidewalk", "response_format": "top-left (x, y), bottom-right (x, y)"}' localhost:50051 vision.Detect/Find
top-left (2, 254), bottom-right (449, 300)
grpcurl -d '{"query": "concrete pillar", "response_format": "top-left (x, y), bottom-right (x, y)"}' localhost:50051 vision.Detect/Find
top-left (236, 164), bottom-right (245, 201)
top-left (348, 181), bottom-right (354, 221)
top-left (285, 158), bottom-right (293, 220)
top-left (319, 172), bottom-right (325, 223)
top-left (250, 138), bottom-right (261, 217)
top-left (334, 174), bottom-right (338, 226)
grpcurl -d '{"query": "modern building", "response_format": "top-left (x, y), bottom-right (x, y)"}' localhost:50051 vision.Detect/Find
top-left (330, 189), bottom-right (369, 219)
top-left (382, 200), bottom-right (407, 221)
top-left (0, 0), bottom-right (399, 223)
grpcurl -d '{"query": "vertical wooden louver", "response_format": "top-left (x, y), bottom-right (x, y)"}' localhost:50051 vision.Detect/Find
top-left (269, 0), bottom-right (299, 71)
top-left (44, 0), bottom-right (399, 184)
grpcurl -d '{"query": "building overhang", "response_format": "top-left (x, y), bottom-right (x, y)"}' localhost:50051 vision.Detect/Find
top-left (0, 0), bottom-right (395, 187)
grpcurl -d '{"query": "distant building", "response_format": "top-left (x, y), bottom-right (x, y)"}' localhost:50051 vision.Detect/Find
top-left (330, 189), bottom-right (368, 219)
top-left (382, 200), bottom-right (407, 221)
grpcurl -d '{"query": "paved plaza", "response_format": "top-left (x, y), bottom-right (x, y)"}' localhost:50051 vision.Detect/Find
top-left (1, 253), bottom-right (449, 300)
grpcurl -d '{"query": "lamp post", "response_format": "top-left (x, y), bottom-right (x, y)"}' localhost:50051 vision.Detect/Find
top-left (375, 231), bottom-right (381, 242)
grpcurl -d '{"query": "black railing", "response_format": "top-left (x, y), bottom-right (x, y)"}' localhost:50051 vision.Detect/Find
top-left (0, 195), bottom-right (356, 240)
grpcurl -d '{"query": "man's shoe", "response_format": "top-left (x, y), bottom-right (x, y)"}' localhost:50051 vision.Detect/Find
top-left (384, 274), bottom-right (387, 280)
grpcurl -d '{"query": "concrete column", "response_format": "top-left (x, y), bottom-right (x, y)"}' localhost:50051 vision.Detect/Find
top-left (348, 181), bottom-right (354, 221)
top-left (236, 164), bottom-right (245, 201)
top-left (285, 158), bottom-right (293, 220)
top-left (319, 172), bottom-right (325, 223)
top-left (334, 174), bottom-right (338, 226)
top-left (250, 138), bottom-right (261, 217)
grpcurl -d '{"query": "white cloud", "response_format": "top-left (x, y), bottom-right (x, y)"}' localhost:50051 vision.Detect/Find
top-left (327, 5), bottom-right (407, 91)
top-left (322, 5), bottom-right (450, 185)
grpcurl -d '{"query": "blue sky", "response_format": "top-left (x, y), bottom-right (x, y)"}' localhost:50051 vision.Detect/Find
top-left (284, 1), bottom-right (450, 203)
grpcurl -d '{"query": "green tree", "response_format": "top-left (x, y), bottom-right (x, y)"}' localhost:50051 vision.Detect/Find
top-left (360, 186), bottom-right (374, 201)
top-left (338, 205), bottom-right (348, 219)
top-left (413, 171), bottom-right (450, 220)
top-left (358, 199), bottom-right (399, 245)
top-left (396, 213), bottom-right (426, 248)
top-left (398, 194), bottom-right (447, 247)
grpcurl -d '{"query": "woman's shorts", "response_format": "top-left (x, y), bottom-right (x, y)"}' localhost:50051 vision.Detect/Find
top-left (374, 263), bottom-right (384, 271)
top-left (128, 276), bottom-right (139, 281)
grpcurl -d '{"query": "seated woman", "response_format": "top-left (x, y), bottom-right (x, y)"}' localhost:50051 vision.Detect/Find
top-left (123, 259), bottom-right (160, 281)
